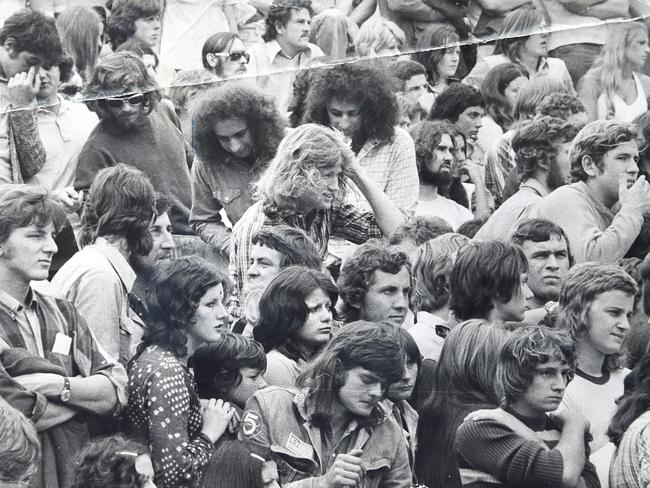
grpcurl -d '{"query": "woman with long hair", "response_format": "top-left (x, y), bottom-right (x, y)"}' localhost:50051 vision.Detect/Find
top-left (578, 21), bottom-right (650, 122)
top-left (477, 63), bottom-right (529, 157)
top-left (126, 256), bottom-right (235, 488)
top-left (415, 319), bottom-right (510, 488)
top-left (253, 266), bottom-right (338, 387)
top-left (463, 6), bottom-right (574, 94)
top-left (609, 353), bottom-right (650, 487)
top-left (415, 25), bottom-right (461, 112)
top-left (55, 5), bottom-right (103, 86)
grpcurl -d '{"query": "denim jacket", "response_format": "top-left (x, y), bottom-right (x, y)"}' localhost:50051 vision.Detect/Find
top-left (239, 386), bottom-right (412, 488)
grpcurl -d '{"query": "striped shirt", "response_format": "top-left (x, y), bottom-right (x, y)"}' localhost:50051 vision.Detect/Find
top-left (610, 410), bottom-right (650, 488)
top-left (455, 408), bottom-right (600, 487)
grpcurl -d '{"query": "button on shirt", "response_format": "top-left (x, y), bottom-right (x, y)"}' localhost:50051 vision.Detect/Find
top-left (0, 288), bottom-right (44, 357)
top-left (248, 40), bottom-right (324, 113)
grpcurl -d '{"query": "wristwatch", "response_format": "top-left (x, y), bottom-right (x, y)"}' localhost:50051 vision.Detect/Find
top-left (60, 377), bottom-right (71, 403)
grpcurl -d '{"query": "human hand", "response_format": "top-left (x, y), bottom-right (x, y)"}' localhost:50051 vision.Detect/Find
top-left (228, 408), bottom-right (241, 435)
top-left (51, 187), bottom-right (83, 213)
top-left (7, 66), bottom-right (41, 108)
top-left (201, 398), bottom-right (236, 443)
top-left (460, 160), bottom-right (483, 184)
top-left (13, 373), bottom-right (65, 397)
top-left (619, 174), bottom-right (650, 215)
top-left (318, 449), bottom-right (364, 487)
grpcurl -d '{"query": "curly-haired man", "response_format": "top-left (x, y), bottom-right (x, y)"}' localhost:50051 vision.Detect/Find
top-left (337, 240), bottom-right (412, 328)
top-left (191, 83), bottom-right (286, 255)
top-left (248, 0), bottom-right (323, 112)
top-left (475, 116), bottom-right (580, 241)
top-left (535, 120), bottom-right (650, 263)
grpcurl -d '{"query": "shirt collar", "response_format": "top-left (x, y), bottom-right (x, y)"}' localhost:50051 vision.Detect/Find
top-left (520, 178), bottom-right (550, 197)
top-left (92, 237), bottom-right (137, 291)
top-left (415, 311), bottom-right (448, 326)
top-left (266, 39), bottom-right (313, 63)
top-left (0, 287), bottom-right (37, 313)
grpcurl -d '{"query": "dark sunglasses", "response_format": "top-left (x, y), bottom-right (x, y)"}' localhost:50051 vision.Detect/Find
top-left (213, 51), bottom-right (250, 63)
top-left (104, 93), bottom-right (145, 108)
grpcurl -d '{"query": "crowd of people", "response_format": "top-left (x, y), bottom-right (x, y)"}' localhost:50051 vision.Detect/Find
top-left (2, 0), bottom-right (650, 487)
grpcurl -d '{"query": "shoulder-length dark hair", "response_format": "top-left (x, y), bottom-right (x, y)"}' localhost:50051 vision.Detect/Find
top-left (415, 320), bottom-right (508, 488)
top-left (190, 332), bottom-right (266, 401)
top-left (415, 24), bottom-right (460, 85)
top-left (481, 63), bottom-right (528, 129)
top-left (138, 256), bottom-right (231, 358)
top-left (79, 164), bottom-right (155, 257)
top-left (301, 62), bottom-right (398, 153)
top-left (296, 321), bottom-right (404, 423)
top-left (193, 83), bottom-right (286, 166)
top-left (107, 0), bottom-right (161, 51)
top-left (253, 266), bottom-right (338, 361)
top-left (608, 352), bottom-right (650, 446)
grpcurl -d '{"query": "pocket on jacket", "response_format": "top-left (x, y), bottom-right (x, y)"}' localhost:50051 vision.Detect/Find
top-left (213, 188), bottom-right (242, 205)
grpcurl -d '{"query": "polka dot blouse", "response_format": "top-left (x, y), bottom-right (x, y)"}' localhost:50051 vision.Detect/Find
top-left (126, 345), bottom-right (213, 488)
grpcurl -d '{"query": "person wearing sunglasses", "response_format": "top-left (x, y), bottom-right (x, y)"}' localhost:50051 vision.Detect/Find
top-left (75, 51), bottom-right (195, 239)
top-left (202, 32), bottom-right (250, 79)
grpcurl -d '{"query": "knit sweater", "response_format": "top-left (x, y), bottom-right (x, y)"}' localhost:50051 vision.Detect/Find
top-left (455, 409), bottom-right (600, 488)
top-left (75, 102), bottom-right (193, 234)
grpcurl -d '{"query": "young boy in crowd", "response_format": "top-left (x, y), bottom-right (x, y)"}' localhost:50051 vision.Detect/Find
top-left (456, 326), bottom-right (600, 488)
top-left (239, 321), bottom-right (412, 487)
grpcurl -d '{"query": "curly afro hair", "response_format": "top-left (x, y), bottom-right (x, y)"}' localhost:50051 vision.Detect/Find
top-left (193, 83), bottom-right (286, 165)
top-left (301, 62), bottom-right (399, 153)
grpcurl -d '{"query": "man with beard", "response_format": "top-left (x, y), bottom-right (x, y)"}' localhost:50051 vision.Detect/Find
top-left (75, 52), bottom-right (193, 237)
top-left (535, 120), bottom-right (650, 264)
top-left (50, 165), bottom-right (155, 366)
top-left (409, 121), bottom-right (473, 230)
top-left (474, 117), bottom-right (580, 241)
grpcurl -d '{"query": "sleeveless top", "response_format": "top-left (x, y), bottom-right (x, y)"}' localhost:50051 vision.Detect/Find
top-left (598, 73), bottom-right (648, 123)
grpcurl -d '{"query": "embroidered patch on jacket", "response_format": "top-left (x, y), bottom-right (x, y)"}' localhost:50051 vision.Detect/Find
top-left (242, 411), bottom-right (262, 437)
top-left (286, 432), bottom-right (314, 458)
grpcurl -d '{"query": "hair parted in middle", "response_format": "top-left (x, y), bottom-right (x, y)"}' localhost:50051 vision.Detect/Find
top-left (302, 61), bottom-right (399, 153)
top-left (193, 83), bottom-right (286, 166)
top-left (337, 240), bottom-right (411, 323)
top-left (496, 326), bottom-right (576, 408)
top-left (408, 120), bottom-right (456, 172)
top-left (254, 123), bottom-right (354, 208)
top-left (296, 321), bottom-right (404, 422)
top-left (79, 164), bottom-right (155, 257)
top-left (253, 266), bottom-right (338, 361)
top-left (557, 262), bottom-right (638, 372)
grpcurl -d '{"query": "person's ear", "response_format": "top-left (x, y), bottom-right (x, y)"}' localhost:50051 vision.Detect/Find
top-left (206, 53), bottom-right (219, 70)
top-left (581, 155), bottom-right (599, 178)
top-left (275, 20), bottom-right (285, 36)
top-left (3, 38), bottom-right (17, 57)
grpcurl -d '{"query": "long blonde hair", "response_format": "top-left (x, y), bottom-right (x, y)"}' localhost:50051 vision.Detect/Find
top-left (592, 22), bottom-right (649, 118)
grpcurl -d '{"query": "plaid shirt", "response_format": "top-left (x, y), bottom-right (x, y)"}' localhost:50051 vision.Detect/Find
top-left (484, 130), bottom-right (516, 206)
top-left (610, 410), bottom-right (650, 488)
top-left (229, 198), bottom-right (383, 310)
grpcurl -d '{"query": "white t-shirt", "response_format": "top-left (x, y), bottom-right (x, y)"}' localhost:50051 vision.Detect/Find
top-left (416, 194), bottom-right (473, 231)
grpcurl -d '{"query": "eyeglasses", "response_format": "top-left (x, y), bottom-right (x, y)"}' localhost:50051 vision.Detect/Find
top-left (212, 51), bottom-right (250, 63)
top-left (104, 93), bottom-right (145, 108)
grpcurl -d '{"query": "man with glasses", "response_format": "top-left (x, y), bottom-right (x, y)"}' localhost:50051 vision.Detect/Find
top-left (0, 9), bottom-right (63, 184)
top-left (201, 32), bottom-right (250, 79)
top-left (75, 51), bottom-right (194, 238)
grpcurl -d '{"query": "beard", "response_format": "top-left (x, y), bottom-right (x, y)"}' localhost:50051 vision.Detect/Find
top-left (546, 157), bottom-right (568, 191)
top-left (419, 165), bottom-right (453, 188)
